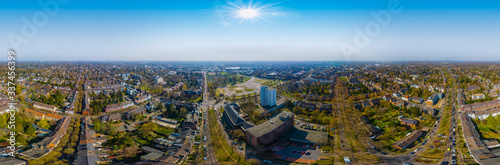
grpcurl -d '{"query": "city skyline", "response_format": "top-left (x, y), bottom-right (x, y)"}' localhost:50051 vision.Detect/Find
top-left (1, 0), bottom-right (500, 61)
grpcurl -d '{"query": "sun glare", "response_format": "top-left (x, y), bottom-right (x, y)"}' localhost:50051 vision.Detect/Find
top-left (218, 0), bottom-right (280, 25)
top-left (238, 8), bottom-right (259, 18)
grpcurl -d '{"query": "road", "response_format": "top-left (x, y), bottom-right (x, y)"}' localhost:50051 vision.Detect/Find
top-left (201, 72), bottom-right (218, 165)
top-left (440, 79), bottom-right (458, 165)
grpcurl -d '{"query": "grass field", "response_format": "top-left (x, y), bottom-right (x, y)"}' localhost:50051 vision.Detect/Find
top-left (354, 154), bottom-right (383, 164)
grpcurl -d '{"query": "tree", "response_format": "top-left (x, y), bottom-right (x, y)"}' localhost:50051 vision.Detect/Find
top-left (15, 84), bottom-right (22, 95)
top-left (63, 148), bottom-right (75, 155)
top-left (26, 124), bottom-right (36, 136)
top-left (156, 103), bottom-right (164, 111)
top-left (0, 114), bottom-right (5, 127)
top-left (37, 119), bottom-right (50, 129)
top-left (180, 107), bottom-right (188, 117)
top-left (138, 122), bottom-right (157, 139)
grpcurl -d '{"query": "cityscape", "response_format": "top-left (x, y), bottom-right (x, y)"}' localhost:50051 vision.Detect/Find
top-left (1, 1), bottom-right (500, 165)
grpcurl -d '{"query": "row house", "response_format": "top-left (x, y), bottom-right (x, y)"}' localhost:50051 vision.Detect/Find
top-left (82, 92), bottom-right (91, 115)
top-left (108, 114), bottom-right (122, 122)
top-left (134, 94), bottom-right (151, 104)
top-left (392, 130), bottom-right (423, 150)
top-left (468, 85), bottom-right (479, 92)
top-left (33, 101), bottom-right (58, 112)
top-left (105, 101), bottom-right (134, 112)
top-left (0, 93), bottom-right (9, 106)
top-left (457, 92), bottom-right (466, 107)
top-left (65, 91), bottom-right (78, 115)
top-left (459, 98), bottom-right (500, 112)
top-left (124, 107), bottom-right (146, 120)
top-left (472, 93), bottom-right (485, 100)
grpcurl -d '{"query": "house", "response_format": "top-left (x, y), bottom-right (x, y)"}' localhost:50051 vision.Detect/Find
top-left (402, 118), bottom-right (418, 127)
top-left (472, 93), bottom-right (485, 100)
top-left (468, 85), bottom-right (479, 92)
top-left (108, 114), bottom-right (122, 122)
top-left (436, 86), bottom-right (445, 93)
top-left (393, 92), bottom-right (401, 98)
top-left (457, 92), bottom-right (466, 107)
top-left (412, 97), bottom-right (424, 104)
top-left (399, 88), bottom-right (409, 94)
top-left (395, 99), bottom-right (408, 107)
top-left (105, 101), bottom-right (134, 112)
top-left (411, 84), bottom-right (420, 89)
top-left (33, 101), bottom-right (58, 112)
top-left (494, 84), bottom-right (500, 91)
top-left (134, 94), bottom-right (151, 104)
top-left (426, 92), bottom-right (443, 106)
top-left (382, 94), bottom-right (392, 101)
top-left (392, 130), bottom-right (423, 150)
top-left (402, 95), bottom-right (411, 101)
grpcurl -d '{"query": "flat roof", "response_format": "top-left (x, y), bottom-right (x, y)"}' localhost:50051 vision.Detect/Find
top-left (246, 111), bottom-right (293, 137)
top-left (282, 127), bottom-right (328, 144)
top-left (0, 157), bottom-right (26, 164)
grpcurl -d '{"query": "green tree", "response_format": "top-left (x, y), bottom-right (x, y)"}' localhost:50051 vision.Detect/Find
top-left (15, 84), bottom-right (22, 95)
top-left (63, 148), bottom-right (75, 155)
top-left (138, 122), bottom-right (157, 139)
top-left (26, 124), bottom-right (36, 136)
top-left (0, 114), bottom-right (5, 127)
top-left (37, 119), bottom-right (50, 129)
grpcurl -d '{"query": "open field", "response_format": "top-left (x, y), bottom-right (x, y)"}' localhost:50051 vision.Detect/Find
top-left (221, 77), bottom-right (274, 96)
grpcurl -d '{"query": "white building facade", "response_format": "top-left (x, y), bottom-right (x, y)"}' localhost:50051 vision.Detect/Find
top-left (260, 86), bottom-right (276, 107)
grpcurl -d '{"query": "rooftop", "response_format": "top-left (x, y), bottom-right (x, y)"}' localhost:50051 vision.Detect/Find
top-left (246, 111), bottom-right (293, 137)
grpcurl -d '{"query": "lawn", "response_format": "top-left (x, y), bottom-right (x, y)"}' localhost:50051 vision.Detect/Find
top-left (419, 148), bottom-right (445, 159)
top-left (354, 154), bottom-right (382, 164)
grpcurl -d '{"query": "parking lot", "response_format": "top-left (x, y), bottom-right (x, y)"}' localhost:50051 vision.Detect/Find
top-left (272, 144), bottom-right (320, 162)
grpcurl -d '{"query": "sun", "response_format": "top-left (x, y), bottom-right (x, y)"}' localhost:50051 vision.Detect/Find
top-left (238, 8), bottom-right (259, 18)
top-left (216, 0), bottom-right (281, 26)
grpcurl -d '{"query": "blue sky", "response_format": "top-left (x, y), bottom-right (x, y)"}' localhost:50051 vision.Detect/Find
top-left (1, 0), bottom-right (500, 61)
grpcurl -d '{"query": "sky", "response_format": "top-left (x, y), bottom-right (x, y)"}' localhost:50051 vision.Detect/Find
top-left (1, 0), bottom-right (500, 61)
